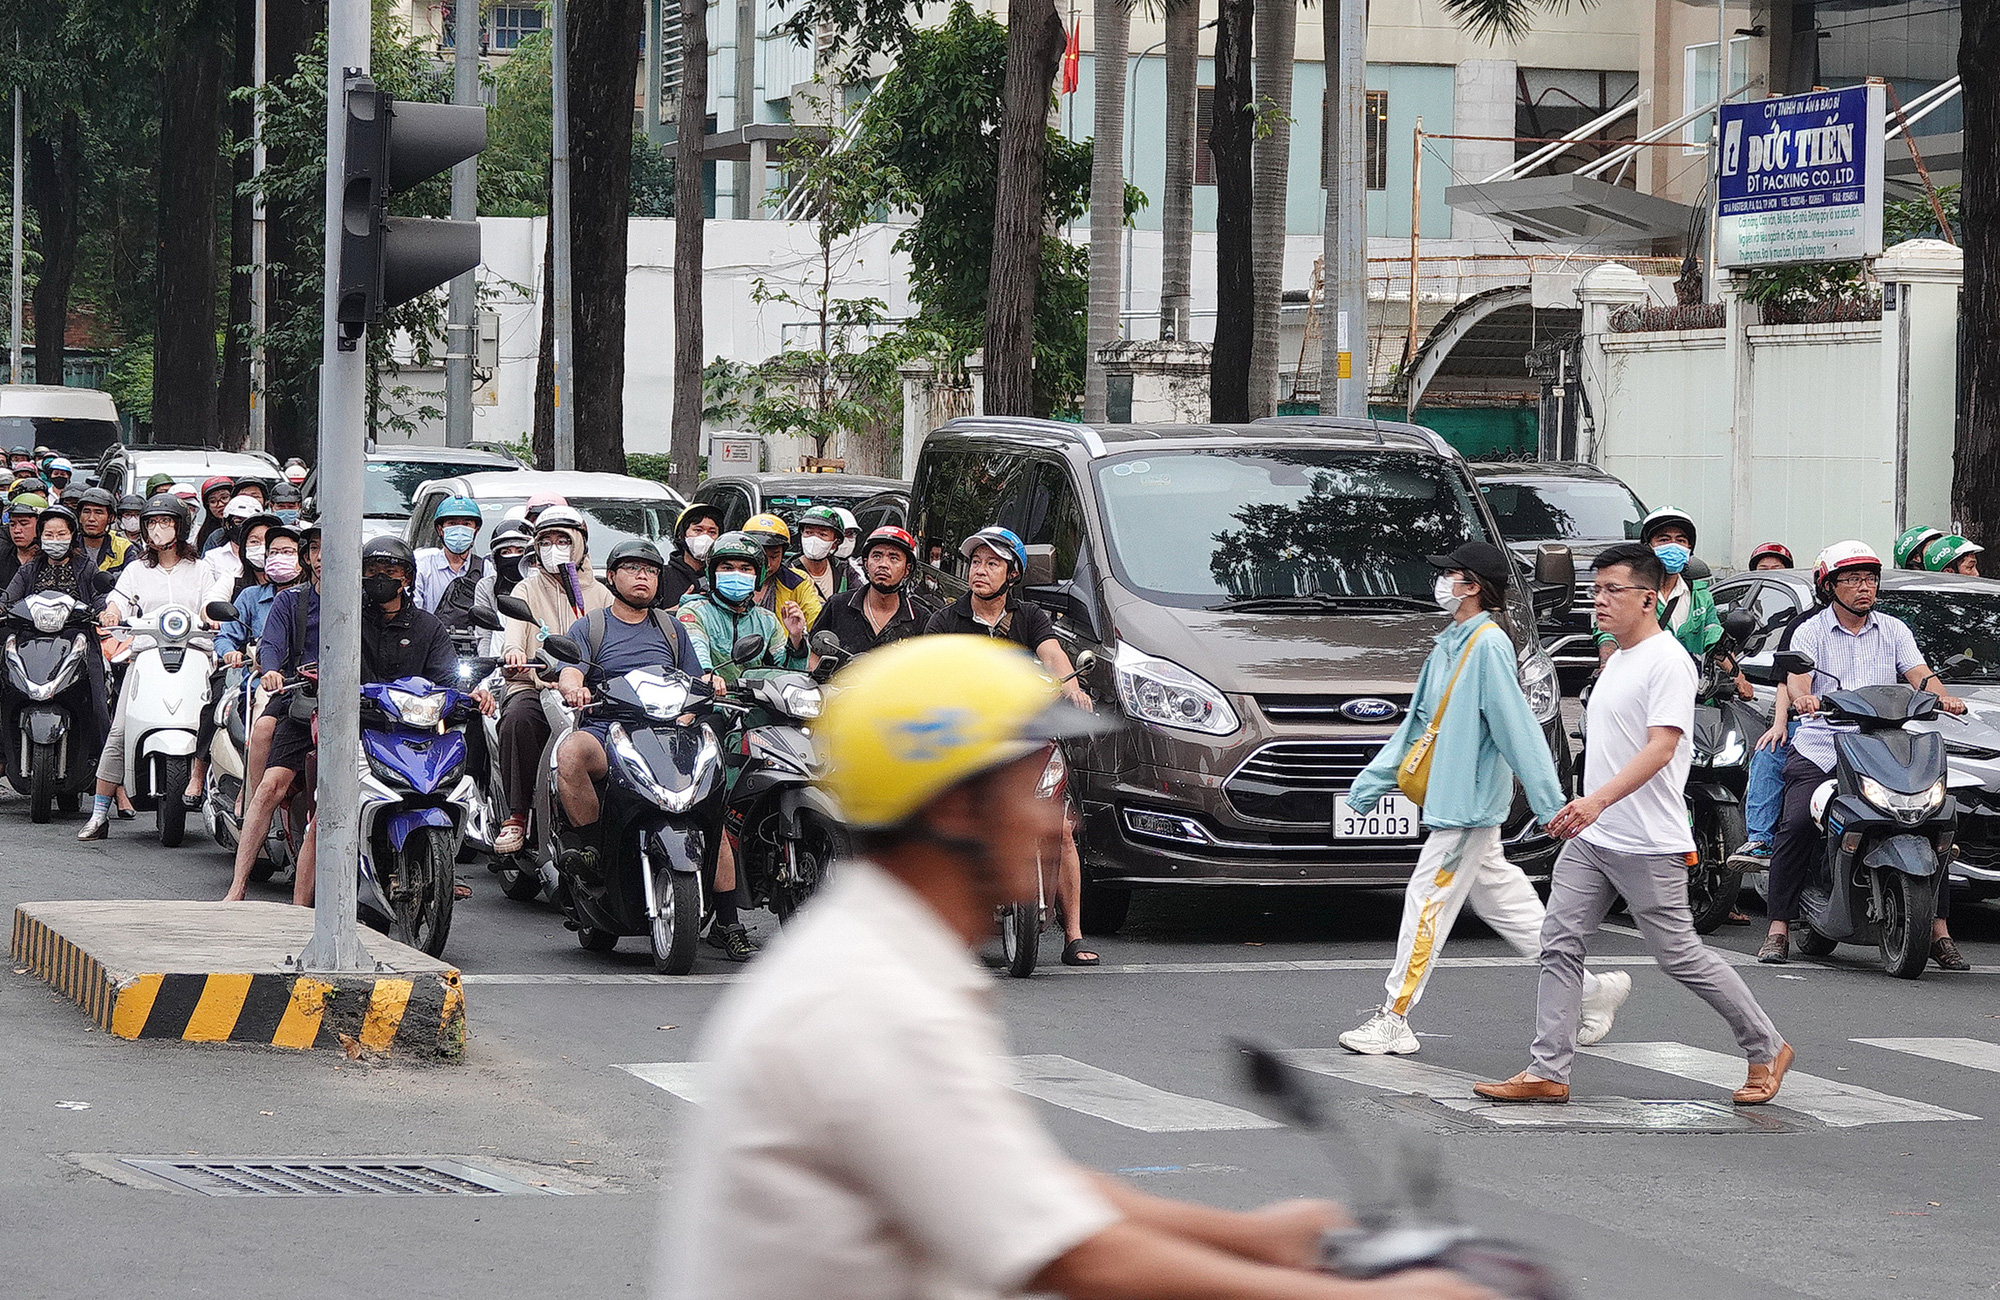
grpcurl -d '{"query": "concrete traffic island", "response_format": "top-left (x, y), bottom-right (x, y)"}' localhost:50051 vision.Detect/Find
top-left (9, 901), bottom-right (465, 1060)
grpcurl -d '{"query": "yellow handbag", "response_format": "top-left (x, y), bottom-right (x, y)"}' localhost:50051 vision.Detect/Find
top-left (1396, 624), bottom-right (1491, 806)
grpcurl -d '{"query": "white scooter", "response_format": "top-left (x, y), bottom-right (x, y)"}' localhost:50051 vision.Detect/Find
top-left (107, 605), bottom-right (215, 847)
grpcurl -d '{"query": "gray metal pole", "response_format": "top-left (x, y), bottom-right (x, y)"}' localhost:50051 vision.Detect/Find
top-left (1327, 0), bottom-right (1367, 418)
top-left (297, 0), bottom-right (372, 974)
top-left (1125, 37), bottom-right (1166, 320)
top-left (249, 0), bottom-right (268, 447)
top-left (550, 0), bottom-right (577, 470)
top-left (643, 0), bottom-right (662, 146)
top-left (445, 0), bottom-right (477, 447)
top-left (10, 47), bottom-right (21, 386)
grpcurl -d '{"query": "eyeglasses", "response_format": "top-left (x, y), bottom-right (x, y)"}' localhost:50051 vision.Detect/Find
top-left (1832, 573), bottom-right (1879, 589)
top-left (1591, 582), bottom-right (1651, 599)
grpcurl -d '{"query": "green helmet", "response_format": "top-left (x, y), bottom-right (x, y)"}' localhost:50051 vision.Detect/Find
top-left (705, 531), bottom-right (769, 585)
top-left (1894, 525), bottom-right (1947, 570)
top-left (796, 505), bottom-right (845, 535)
top-left (1922, 534), bottom-right (1985, 572)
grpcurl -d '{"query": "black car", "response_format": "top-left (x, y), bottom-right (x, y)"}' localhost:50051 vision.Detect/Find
top-left (692, 472), bottom-right (908, 545)
top-left (1472, 461), bottom-right (1648, 674)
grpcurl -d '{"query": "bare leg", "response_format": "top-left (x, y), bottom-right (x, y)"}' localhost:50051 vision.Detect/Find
top-left (186, 756), bottom-right (207, 800)
top-left (293, 817), bottom-right (315, 906)
top-left (1055, 813), bottom-right (1085, 946)
top-left (226, 766), bottom-right (296, 901)
top-left (715, 835), bottom-right (737, 893)
top-left (555, 732), bottom-right (606, 827)
top-left (239, 714), bottom-right (277, 819)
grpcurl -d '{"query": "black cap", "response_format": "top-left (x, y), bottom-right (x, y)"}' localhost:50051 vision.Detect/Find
top-left (1427, 541), bottom-right (1512, 589)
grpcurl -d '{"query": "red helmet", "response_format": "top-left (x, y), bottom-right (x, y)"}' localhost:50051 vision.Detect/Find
top-left (200, 475), bottom-right (236, 500)
top-left (1747, 541), bottom-right (1793, 568)
top-left (862, 525), bottom-right (918, 562)
top-left (1814, 540), bottom-right (1881, 590)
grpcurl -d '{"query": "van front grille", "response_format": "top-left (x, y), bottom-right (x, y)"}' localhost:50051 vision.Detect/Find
top-left (1224, 740), bottom-right (1386, 824)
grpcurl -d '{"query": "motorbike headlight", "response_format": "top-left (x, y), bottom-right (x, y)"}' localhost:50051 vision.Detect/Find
top-left (1518, 646), bottom-right (1560, 725)
top-left (1114, 643), bottom-right (1239, 736)
top-left (1858, 774), bottom-right (1946, 823)
top-left (386, 688), bottom-right (446, 729)
top-left (632, 673), bottom-right (694, 720)
top-left (777, 680), bottom-right (823, 720)
top-left (29, 599), bottom-right (67, 634)
top-left (1712, 730), bottom-right (1747, 768)
top-left (1035, 743), bottom-right (1069, 799)
top-left (160, 608), bottom-right (190, 639)
top-left (608, 721), bottom-right (716, 813)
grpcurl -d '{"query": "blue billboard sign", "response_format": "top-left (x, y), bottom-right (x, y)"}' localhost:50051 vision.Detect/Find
top-left (1716, 84), bottom-right (1884, 267)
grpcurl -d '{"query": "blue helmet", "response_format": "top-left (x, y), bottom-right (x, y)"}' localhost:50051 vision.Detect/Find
top-left (959, 525), bottom-right (1028, 573)
top-left (435, 495), bottom-right (483, 527)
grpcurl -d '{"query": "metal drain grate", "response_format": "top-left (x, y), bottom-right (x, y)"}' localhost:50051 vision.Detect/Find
top-left (114, 1157), bottom-right (557, 1196)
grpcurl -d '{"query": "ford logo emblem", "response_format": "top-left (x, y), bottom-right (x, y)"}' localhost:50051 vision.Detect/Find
top-left (1340, 697), bottom-right (1401, 722)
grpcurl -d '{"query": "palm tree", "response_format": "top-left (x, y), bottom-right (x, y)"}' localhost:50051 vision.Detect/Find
top-left (983, 0), bottom-right (1070, 415)
top-left (1208, 0), bottom-right (1253, 420)
top-left (1248, 0), bottom-right (1296, 418)
top-left (1957, 2), bottom-right (2000, 554)
top-left (1159, 0), bottom-right (1199, 342)
top-left (1084, 0), bottom-right (1132, 422)
top-left (671, 0), bottom-right (710, 494)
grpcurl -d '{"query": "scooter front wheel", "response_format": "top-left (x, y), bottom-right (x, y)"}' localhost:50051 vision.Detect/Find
top-left (999, 903), bottom-right (1040, 978)
top-left (1878, 870), bottom-right (1936, 980)
top-left (155, 755), bottom-right (190, 847)
top-left (1794, 926), bottom-right (1838, 957)
top-left (27, 741), bottom-right (57, 824)
top-left (650, 863), bottom-right (701, 975)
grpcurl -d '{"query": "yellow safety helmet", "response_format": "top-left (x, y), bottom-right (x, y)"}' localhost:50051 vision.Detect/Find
top-left (743, 512), bottom-right (791, 546)
top-left (818, 635), bottom-right (1112, 829)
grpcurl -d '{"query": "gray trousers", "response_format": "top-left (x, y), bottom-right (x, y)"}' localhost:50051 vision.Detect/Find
top-left (1530, 837), bottom-right (1784, 1083)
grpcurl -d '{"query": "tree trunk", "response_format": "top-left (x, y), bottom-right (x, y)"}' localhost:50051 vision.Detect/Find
top-left (1957, 3), bottom-right (2000, 562)
top-left (1248, 0), bottom-right (1294, 419)
top-left (152, 13), bottom-right (226, 445)
top-left (1159, 0), bottom-right (1198, 341)
top-left (1209, 0), bottom-right (1254, 422)
top-left (568, 0), bottom-right (643, 473)
top-left (260, 0), bottom-right (320, 461)
top-left (218, 0), bottom-right (258, 451)
top-left (670, 0), bottom-right (710, 495)
top-left (1083, 0), bottom-right (1130, 422)
top-left (982, 0), bottom-right (1068, 416)
top-left (24, 113), bottom-right (83, 390)
top-left (534, 215), bottom-right (556, 469)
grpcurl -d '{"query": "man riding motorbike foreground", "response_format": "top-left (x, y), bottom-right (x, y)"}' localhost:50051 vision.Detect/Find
top-left (792, 505), bottom-right (854, 603)
top-left (0, 493), bottom-right (45, 592)
top-left (78, 495), bottom-right (232, 842)
top-left (493, 507), bottom-right (612, 856)
top-left (659, 502), bottom-right (722, 608)
top-left (740, 512), bottom-right (822, 631)
top-left (808, 525), bottom-right (934, 663)
top-left (665, 634), bottom-right (1488, 1300)
top-left (215, 523), bottom-right (304, 821)
top-left (1923, 534), bottom-right (1985, 578)
top-left (224, 534), bottom-right (487, 904)
top-left (1759, 541), bottom-right (1970, 969)
top-left (0, 506), bottom-right (114, 780)
top-left (416, 495), bottom-right (485, 614)
top-left (72, 488), bottom-right (133, 575)
top-left (1594, 506), bottom-right (1720, 665)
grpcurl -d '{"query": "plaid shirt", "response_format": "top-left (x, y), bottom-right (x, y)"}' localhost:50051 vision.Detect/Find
top-left (1790, 605), bottom-right (1924, 770)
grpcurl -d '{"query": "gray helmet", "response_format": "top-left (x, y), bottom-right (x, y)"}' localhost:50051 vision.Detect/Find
top-left (115, 493), bottom-right (145, 514)
top-left (490, 518), bottom-right (534, 550)
top-left (604, 538), bottom-right (667, 573)
top-left (139, 493), bottom-right (193, 529)
top-left (73, 486), bottom-right (115, 513)
top-left (360, 533), bottom-right (417, 577)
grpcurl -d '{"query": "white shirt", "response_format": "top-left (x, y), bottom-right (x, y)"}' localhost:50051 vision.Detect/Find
top-left (1582, 627), bottom-right (1697, 855)
top-left (109, 554), bottom-right (232, 623)
top-left (664, 862), bottom-right (1118, 1300)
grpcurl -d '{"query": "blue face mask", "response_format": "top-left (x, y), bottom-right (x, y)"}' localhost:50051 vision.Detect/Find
top-left (276, 509), bottom-right (299, 525)
top-left (715, 571), bottom-right (758, 603)
top-left (1653, 543), bottom-right (1691, 574)
top-left (441, 524), bottom-right (476, 555)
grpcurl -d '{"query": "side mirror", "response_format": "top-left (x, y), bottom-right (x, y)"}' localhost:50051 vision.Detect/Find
top-left (1072, 649), bottom-right (1098, 677)
top-left (1721, 607), bottom-right (1757, 645)
top-left (1739, 659), bottom-right (1782, 687)
top-left (468, 602), bottom-right (506, 633)
top-left (1533, 542), bottom-right (1575, 590)
top-left (1531, 584), bottom-right (1569, 618)
top-left (542, 634), bottom-right (583, 664)
top-left (1023, 543), bottom-right (1056, 588)
top-left (95, 571), bottom-right (120, 595)
top-left (1772, 649), bottom-right (1816, 679)
top-left (730, 632), bottom-right (768, 665)
top-left (495, 593), bottom-right (535, 623)
top-left (205, 600), bottom-right (239, 623)
top-left (810, 630), bottom-right (844, 659)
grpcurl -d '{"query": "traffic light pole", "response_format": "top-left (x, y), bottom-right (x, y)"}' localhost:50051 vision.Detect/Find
top-left (298, 0), bottom-right (372, 973)
top-left (550, 0), bottom-right (576, 470)
top-left (445, 0), bottom-right (476, 448)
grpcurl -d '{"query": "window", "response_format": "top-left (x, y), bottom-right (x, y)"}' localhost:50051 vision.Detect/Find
top-left (492, 5), bottom-right (545, 51)
top-left (1195, 87), bottom-right (1215, 185)
top-left (1001, 461), bottom-right (1084, 583)
top-left (1684, 37), bottom-right (1751, 151)
top-left (699, 483), bottom-right (755, 533)
top-left (911, 445), bottom-right (1028, 578)
top-left (1320, 90), bottom-right (1390, 191)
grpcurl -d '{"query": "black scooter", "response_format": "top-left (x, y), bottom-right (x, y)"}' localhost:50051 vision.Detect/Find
top-left (1685, 607), bottom-right (1763, 933)
top-left (534, 629), bottom-right (728, 973)
top-left (3, 589), bottom-right (105, 822)
top-left (1759, 648), bottom-right (1956, 978)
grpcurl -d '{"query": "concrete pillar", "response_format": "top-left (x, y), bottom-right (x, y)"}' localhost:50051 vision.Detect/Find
top-left (1876, 238), bottom-right (1964, 533)
top-left (1450, 59), bottom-right (1517, 244)
top-left (747, 137), bottom-right (769, 219)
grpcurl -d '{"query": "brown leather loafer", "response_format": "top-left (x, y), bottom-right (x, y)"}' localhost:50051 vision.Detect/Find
top-left (1932, 936), bottom-right (1971, 972)
top-left (1733, 1042), bottom-right (1795, 1106)
top-left (1473, 1072), bottom-right (1569, 1103)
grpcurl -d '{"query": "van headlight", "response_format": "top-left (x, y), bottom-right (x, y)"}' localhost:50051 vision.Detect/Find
top-left (1858, 775), bottom-right (1946, 823)
top-left (1518, 647), bottom-right (1559, 725)
top-left (1114, 643), bottom-right (1239, 736)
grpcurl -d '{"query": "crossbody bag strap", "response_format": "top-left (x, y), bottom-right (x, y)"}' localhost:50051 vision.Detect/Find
top-left (1425, 623), bottom-right (1492, 735)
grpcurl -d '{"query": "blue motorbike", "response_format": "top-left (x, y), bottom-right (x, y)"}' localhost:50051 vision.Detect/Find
top-left (358, 676), bottom-right (485, 957)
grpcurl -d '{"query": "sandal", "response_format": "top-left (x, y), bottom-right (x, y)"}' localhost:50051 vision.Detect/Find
top-left (454, 879), bottom-right (473, 901)
top-left (1061, 938), bottom-right (1100, 967)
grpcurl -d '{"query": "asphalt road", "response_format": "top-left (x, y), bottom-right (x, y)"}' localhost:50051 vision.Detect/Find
top-left (6, 789), bottom-right (2000, 1300)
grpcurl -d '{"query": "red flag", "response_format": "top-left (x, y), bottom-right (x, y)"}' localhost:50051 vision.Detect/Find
top-left (1060, 20), bottom-right (1081, 94)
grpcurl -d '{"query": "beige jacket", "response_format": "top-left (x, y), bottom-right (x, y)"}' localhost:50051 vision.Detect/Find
top-left (501, 535), bottom-right (611, 693)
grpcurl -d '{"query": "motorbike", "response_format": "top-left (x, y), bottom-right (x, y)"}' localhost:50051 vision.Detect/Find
top-left (356, 675), bottom-right (486, 957)
top-left (1235, 1041), bottom-right (1568, 1299)
top-left (1757, 647), bottom-right (1957, 978)
top-left (482, 595), bottom-right (578, 903)
top-left (447, 624), bottom-right (504, 865)
top-left (199, 600), bottom-right (294, 882)
top-left (4, 589), bottom-right (105, 822)
top-left (532, 628), bottom-right (728, 973)
top-left (1684, 607), bottom-right (1762, 933)
top-left (106, 604), bottom-right (216, 847)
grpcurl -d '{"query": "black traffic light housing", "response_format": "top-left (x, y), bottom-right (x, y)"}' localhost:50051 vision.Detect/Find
top-left (336, 73), bottom-right (487, 351)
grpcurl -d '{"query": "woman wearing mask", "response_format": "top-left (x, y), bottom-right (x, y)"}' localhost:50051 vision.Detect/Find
top-left (115, 495), bottom-right (146, 543)
top-left (215, 522), bottom-right (303, 821)
top-left (1593, 506), bottom-right (1720, 664)
top-left (492, 507), bottom-right (611, 854)
top-left (793, 505), bottom-right (855, 603)
top-left (78, 495), bottom-right (231, 841)
top-left (184, 512), bottom-right (279, 805)
top-left (659, 503), bottom-right (723, 607)
top-left (1340, 542), bottom-right (1632, 1055)
top-left (832, 507), bottom-right (864, 585)
top-left (0, 507), bottom-right (115, 769)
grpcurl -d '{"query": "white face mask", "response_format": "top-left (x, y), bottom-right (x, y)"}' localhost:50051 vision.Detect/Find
top-left (539, 543), bottom-right (573, 570)
top-left (244, 543), bottom-right (267, 568)
top-left (836, 536), bottom-right (856, 560)
top-left (683, 532), bottom-right (715, 561)
top-left (147, 521), bottom-right (178, 549)
top-left (41, 536), bottom-right (72, 560)
top-left (119, 514), bottom-right (141, 533)
top-left (1434, 574), bottom-right (1471, 614)
top-left (800, 535), bottom-right (835, 561)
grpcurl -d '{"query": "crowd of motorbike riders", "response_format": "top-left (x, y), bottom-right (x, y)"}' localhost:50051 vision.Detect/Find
top-left (0, 452), bottom-right (1102, 965)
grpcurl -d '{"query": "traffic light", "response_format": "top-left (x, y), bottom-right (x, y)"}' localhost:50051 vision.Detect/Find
top-left (335, 74), bottom-right (487, 350)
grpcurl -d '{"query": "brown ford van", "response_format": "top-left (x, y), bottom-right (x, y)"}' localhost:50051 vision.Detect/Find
top-left (906, 416), bottom-right (1577, 934)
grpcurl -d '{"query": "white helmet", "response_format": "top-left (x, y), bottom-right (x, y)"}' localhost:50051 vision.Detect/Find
top-left (533, 505), bottom-right (588, 538)
top-left (1814, 540), bottom-right (1881, 591)
top-left (224, 494), bottom-right (262, 521)
top-left (833, 507), bottom-right (860, 559)
top-left (1810, 779), bottom-right (1838, 829)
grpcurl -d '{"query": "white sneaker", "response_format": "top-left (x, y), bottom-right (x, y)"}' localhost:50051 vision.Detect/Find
top-left (1576, 970), bottom-right (1633, 1047)
top-left (1339, 1010), bottom-right (1419, 1056)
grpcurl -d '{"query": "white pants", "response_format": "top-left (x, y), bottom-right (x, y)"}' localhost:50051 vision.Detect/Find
top-left (1381, 825), bottom-right (1598, 1017)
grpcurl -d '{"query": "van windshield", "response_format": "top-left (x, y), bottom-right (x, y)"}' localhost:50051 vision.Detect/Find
top-left (0, 415), bottom-right (119, 462)
top-left (1092, 448), bottom-right (1490, 609)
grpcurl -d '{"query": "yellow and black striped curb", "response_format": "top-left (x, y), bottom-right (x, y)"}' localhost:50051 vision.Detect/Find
top-left (11, 905), bottom-right (465, 1060)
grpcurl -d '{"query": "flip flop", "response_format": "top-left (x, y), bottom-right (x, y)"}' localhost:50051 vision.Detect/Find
top-left (1061, 939), bottom-right (1100, 967)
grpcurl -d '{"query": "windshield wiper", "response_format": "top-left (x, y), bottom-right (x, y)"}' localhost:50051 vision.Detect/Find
top-left (1210, 593), bottom-right (1433, 613)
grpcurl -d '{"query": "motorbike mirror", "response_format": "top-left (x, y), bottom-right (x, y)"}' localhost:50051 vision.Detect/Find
top-left (1682, 554), bottom-right (1713, 581)
top-left (542, 634), bottom-right (584, 664)
top-left (467, 602), bottom-right (506, 633)
top-left (1720, 607), bottom-right (1757, 644)
top-left (95, 570), bottom-right (119, 595)
top-left (810, 629), bottom-right (845, 659)
top-left (1071, 649), bottom-right (1099, 677)
top-left (205, 600), bottom-right (239, 624)
top-left (495, 593), bottom-right (535, 623)
top-left (1772, 649), bottom-right (1816, 678)
top-left (730, 632), bottom-right (768, 665)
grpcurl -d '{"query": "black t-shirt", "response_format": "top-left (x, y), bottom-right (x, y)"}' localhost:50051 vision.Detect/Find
top-left (657, 557), bottom-right (704, 610)
top-left (811, 587), bottom-right (935, 657)
top-left (923, 592), bottom-right (1058, 652)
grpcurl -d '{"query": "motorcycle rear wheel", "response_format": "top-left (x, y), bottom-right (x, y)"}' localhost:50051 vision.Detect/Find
top-left (390, 826), bottom-right (457, 958)
top-left (155, 755), bottom-right (190, 847)
top-left (650, 863), bottom-right (702, 975)
top-left (999, 902), bottom-right (1040, 978)
top-left (1794, 926), bottom-right (1838, 957)
top-left (770, 813), bottom-right (841, 924)
top-left (28, 741), bottom-right (57, 824)
top-left (1878, 870), bottom-right (1936, 980)
top-left (1687, 801), bottom-right (1745, 935)
top-left (498, 856), bottom-right (542, 902)
top-left (576, 924), bottom-right (619, 953)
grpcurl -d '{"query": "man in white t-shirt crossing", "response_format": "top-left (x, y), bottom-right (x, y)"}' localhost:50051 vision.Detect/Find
top-left (1475, 544), bottom-right (1792, 1107)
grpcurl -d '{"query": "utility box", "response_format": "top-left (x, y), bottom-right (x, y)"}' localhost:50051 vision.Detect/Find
top-left (707, 430), bottom-right (762, 473)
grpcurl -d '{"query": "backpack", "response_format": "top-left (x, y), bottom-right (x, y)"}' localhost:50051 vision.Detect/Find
top-left (584, 606), bottom-right (684, 666)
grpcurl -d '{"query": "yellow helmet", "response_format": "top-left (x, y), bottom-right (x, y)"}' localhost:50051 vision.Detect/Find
top-left (818, 635), bottom-right (1111, 829)
top-left (743, 512), bottom-right (791, 546)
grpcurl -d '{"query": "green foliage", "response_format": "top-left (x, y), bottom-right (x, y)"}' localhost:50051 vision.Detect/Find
top-left (1733, 261), bottom-right (1867, 307)
top-left (625, 452), bottom-right (672, 482)
top-left (703, 357), bottom-right (751, 426)
top-left (1885, 184), bottom-right (1959, 246)
top-left (1439, 0), bottom-right (1592, 43)
top-left (481, 30), bottom-right (555, 217)
top-left (104, 338), bottom-right (155, 425)
top-left (631, 138), bottom-right (676, 218)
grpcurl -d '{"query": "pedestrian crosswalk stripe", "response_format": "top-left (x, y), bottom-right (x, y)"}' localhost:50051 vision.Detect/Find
top-left (1006, 1056), bottom-right (1279, 1132)
top-left (620, 1061), bottom-right (712, 1106)
top-left (1854, 1037), bottom-right (2000, 1074)
top-left (1583, 1041), bottom-right (1978, 1127)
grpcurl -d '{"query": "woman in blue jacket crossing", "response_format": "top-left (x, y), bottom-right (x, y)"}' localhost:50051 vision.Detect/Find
top-left (1340, 542), bottom-right (1633, 1056)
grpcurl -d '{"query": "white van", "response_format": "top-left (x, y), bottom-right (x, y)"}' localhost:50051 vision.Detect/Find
top-left (0, 385), bottom-right (122, 462)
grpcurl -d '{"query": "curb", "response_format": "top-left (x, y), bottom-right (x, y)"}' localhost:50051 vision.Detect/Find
top-left (10, 907), bottom-right (466, 1059)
